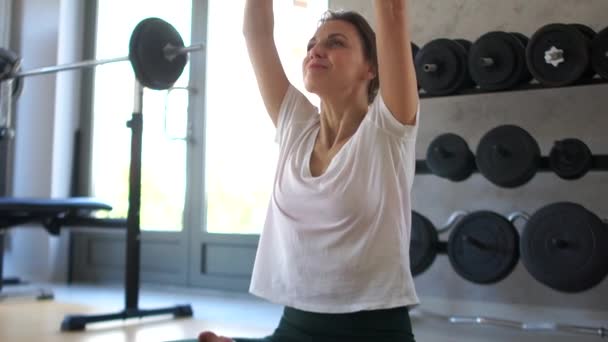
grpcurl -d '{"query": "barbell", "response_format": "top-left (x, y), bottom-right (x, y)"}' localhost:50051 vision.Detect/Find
top-left (0, 17), bottom-right (204, 93)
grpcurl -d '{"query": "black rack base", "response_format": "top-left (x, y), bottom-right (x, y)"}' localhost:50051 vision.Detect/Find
top-left (61, 304), bottom-right (193, 331)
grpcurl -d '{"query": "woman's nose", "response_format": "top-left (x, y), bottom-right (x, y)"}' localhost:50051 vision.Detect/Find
top-left (308, 43), bottom-right (325, 59)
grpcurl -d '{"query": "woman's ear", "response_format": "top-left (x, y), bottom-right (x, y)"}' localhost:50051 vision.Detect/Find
top-left (366, 63), bottom-right (377, 81)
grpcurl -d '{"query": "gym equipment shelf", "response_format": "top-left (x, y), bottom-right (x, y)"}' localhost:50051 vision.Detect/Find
top-left (419, 77), bottom-right (608, 99)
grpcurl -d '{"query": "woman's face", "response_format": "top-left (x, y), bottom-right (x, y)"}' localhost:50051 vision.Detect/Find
top-left (302, 20), bottom-right (374, 99)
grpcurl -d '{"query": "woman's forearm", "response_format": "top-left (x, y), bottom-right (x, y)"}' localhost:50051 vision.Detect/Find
top-left (373, 0), bottom-right (411, 41)
top-left (243, 0), bottom-right (275, 37)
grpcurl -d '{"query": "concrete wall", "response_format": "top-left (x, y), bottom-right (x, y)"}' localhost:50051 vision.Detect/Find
top-left (329, 0), bottom-right (608, 341)
top-left (3, 0), bottom-right (84, 283)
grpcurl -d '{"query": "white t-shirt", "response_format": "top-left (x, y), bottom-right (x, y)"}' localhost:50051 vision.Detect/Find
top-left (249, 85), bottom-right (420, 313)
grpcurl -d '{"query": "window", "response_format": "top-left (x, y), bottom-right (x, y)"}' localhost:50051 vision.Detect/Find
top-left (204, 0), bottom-right (328, 234)
top-left (90, 0), bottom-right (192, 231)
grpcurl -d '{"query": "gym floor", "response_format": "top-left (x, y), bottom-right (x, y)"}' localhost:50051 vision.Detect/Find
top-left (0, 282), bottom-right (604, 342)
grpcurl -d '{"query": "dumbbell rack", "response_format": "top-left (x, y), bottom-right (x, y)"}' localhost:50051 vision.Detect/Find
top-left (419, 77), bottom-right (608, 99)
top-left (415, 154), bottom-right (608, 175)
top-left (411, 26), bottom-right (608, 339)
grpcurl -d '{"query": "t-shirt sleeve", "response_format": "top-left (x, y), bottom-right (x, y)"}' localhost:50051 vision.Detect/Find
top-left (275, 84), bottom-right (318, 146)
top-left (367, 92), bottom-right (420, 141)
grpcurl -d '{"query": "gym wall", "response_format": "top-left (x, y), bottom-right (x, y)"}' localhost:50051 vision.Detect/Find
top-left (330, 0), bottom-right (608, 334)
top-left (3, 0), bottom-right (85, 283)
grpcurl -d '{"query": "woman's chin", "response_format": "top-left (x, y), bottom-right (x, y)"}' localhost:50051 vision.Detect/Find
top-left (303, 82), bottom-right (325, 97)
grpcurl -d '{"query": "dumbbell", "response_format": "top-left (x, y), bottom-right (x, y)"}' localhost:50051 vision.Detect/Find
top-left (476, 125), bottom-right (541, 188)
top-left (476, 125), bottom-right (597, 187)
top-left (521, 202), bottom-right (608, 293)
top-left (410, 211), bottom-right (439, 276)
top-left (526, 23), bottom-right (596, 86)
top-left (448, 211), bottom-right (519, 284)
top-left (591, 25), bottom-right (608, 79)
top-left (415, 38), bottom-right (475, 96)
top-left (410, 210), bottom-right (520, 285)
top-left (425, 133), bottom-right (475, 182)
top-left (549, 138), bottom-right (593, 180)
top-left (468, 31), bottom-right (533, 90)
top-left (424, 126), bottom-right (597, 187)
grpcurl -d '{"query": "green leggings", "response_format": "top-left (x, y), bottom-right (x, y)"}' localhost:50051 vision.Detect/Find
top-left (234, 306), bottom-right (415, 342)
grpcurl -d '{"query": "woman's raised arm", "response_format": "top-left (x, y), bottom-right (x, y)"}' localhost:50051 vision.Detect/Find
top-left (373, 0), bottom-right (419, 125)
top-left (243, 0), bottom-right (290, 127)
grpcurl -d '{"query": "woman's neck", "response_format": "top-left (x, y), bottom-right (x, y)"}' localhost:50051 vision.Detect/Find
top-left (317, 94), bottom-right (369, 149)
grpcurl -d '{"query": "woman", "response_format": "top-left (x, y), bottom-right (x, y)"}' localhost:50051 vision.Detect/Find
top-left (200, 0), bottom-right (419, 341)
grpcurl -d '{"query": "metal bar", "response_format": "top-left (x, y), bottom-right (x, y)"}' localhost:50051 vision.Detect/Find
top-left (411, 309), bottom-right (608, 339)
top-left (175, 43), bottom-right (205, 54)
top-left (416, 155), bottom-right (608, 175)
top-left (0, 80), bottom-right (13, 198)
top-left (0, 79), bottom-right (12, 134)
top-left (419, 77), bottom-right (608, 99)
top-left (163, 43), bottom-right (205, 61)
top-left (125, 80), bottom-right (144, 311)
top-left (6, 43), bottom-right (205, 80)
top-left (14, 56), bottom-right (129, 79)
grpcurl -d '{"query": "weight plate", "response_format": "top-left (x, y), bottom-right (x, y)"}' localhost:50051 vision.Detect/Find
top-left (411, 42), bottom-right (420, 59)
top-left (0, 48), bottom-right (24, 99)
top-left (415, 39), bottom-right (470, 96)
top-left (454, 39), bottom-right (472, 52)
top-left (521, 202), bottom-right (608, 293)
top-left (129, 17), bottom-right (188, 90)
top-left (569, 24), bottom-right (597, 78)
top-left (510, 32), bottom-right (534, 84)
top-left (569, 23), bottom-right (596, 40)
top-left (453, 39), bottom-right (476, 89)
top-left (410, 211), bottom-right (438, 276)
top-left (475, 125), bottom-right (540, 188)
top-left (549, 138), bottom-right (593, 180)
top-left (526, 23), bottom-right (591, 86)
top-left (511, 32), bottom-right (530, 47)
top-left (412, 42), bottom-right (420, 89)
top-left (448, 211), bottom-right (519, 284)
top-left (426, 133), bottom-right (475, 181)
top-left (469, 31), bottom-right (528, 90)
top-left (591, 26), bottom-right (608, 79)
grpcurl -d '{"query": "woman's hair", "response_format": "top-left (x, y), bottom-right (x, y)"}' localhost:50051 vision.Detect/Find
top-left (319, 10), bottom-right (379, 104)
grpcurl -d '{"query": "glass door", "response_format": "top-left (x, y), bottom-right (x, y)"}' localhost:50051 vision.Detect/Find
top-left (189, 0), bottom-right (327, 290)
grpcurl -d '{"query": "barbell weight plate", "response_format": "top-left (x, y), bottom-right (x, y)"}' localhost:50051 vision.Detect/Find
top-left (509, 32), bottom-right (534, 84)
top-left (521, 202), bottom-right (608, 293)
top-left (425, 133), bottom-right (475, 182)
top-left (0, 48), bottom-right (24, 99)
top-left (447, 211), bottom-right (519, 284)
top-left (129, 17), bottom-right (188, 90)
top-left (410, 211), bottom-right (438, 276)
top-left (415, 39), bottom-right (470, 96)
top-left (591, 26), bottom-right (608, 79)
top-left (475, 125), bottom-right (540, 188)
top-left (526, 23), bottom-right (591, 87)
top-left (468, 31), bottom-right (528, 91)
top-left (549, 138), bottom-right (593, 180)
